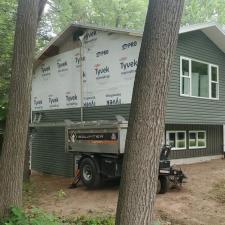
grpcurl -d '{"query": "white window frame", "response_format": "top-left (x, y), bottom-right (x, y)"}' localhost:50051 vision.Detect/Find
top-left (188, 130), bottom-right (207, 149)
top-left (166, 131), bottom-right (186, 150)
top-left (180, 56), bottom-right (219, 100)
top-left (210, 65), bottom-right (219, 99)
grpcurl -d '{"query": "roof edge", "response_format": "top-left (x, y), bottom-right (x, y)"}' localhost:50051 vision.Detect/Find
top-left (35, 22), bottom-right (225, 61)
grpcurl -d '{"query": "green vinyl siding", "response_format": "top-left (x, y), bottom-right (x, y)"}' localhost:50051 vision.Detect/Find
top-left (31, 123), bottom-right (223, 177)
top-left (32, 127), bottom-right (74, 177)
top-left (166, 124), bottom-right (223, 159)
top-left (166, 31), bottom-right (225, 124)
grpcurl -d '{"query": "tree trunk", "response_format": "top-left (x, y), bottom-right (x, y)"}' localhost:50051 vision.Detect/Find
top-left (0, 0), bottom-right (46, 218)
top-left (115, 1), bottom-right (184, 225)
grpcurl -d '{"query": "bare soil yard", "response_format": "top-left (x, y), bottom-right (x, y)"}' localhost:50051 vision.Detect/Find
top-left (24, 159), bottom-right (225, 225)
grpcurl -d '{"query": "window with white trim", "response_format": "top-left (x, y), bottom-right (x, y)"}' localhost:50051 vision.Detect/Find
top-left (189, 131), bottom-right (206, 149)
top-left (180, 57), bottom-right (219, 99)
top-left (166, 131), bottom-right (186, 150)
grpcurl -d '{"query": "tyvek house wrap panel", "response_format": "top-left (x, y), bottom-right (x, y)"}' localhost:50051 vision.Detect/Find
top-left (32, 29), bottom-right (141, 111)
top-left (32, 49), bottom-right (81, 111)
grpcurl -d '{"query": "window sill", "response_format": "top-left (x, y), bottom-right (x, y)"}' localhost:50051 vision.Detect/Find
top-left (189, 146), bottom-right (206, 149)
top-left (171, 148), bottom-right (186, 151)
top-left (180, 94), bottom-right (219, 101)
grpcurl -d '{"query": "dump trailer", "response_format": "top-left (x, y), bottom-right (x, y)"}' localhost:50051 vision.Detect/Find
top-left (65, 118), bottom-right (186, 193)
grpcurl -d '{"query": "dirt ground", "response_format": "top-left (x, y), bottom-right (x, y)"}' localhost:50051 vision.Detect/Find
top-left (24, 159), bottom-right (225, 225)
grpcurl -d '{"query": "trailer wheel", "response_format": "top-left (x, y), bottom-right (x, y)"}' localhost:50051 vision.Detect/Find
top-left (80, 157), bottom-right (101, 188)
top-left (157, 178), bottom-right (161, 194)
top-left (158, 176), bottom-right (169, 194)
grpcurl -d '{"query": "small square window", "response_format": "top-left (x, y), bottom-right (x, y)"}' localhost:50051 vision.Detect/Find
top-left (189, 131), bottom-right (206, 149)
top-left (166, 131), bottom-right (186, 150)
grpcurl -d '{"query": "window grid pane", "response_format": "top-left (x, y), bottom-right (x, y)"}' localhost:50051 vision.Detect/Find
top-left (176, 132), bottom-right (186, 148)
top-left (211, 83), bottom-right (218, 98)
top-left (189, 131), bottom-right (206, 148)
top-left (189, 132), bottom-right (197, 147)
top-left (211, 66), bottom-right (218, 82)
top-left (182, 59), bottom-right (189, 77)
top-left (169, 133), bottom-right (175, 148)
top-left (182, 77), bottom-right (190, 95)
top-left (191, 61), bottom-right (209, 98)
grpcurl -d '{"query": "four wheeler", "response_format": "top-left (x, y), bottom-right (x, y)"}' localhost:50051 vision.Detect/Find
top-left (71, 145), bottom-right (187, 194)
top-left (157, 145), bottom-right (187, 193)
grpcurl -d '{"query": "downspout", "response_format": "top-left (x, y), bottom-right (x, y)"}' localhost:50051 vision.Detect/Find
top-left (79, 36), bottom-right (84, 122)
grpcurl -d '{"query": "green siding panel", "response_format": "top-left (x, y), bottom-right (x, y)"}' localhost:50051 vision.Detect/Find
top-left (166, 31), bottom-right (225, 124)
top-left (32, 124), bottom-right (223, 177)
top-left (166, 124), bottom-right (223, 159)
top-left (32, 127), bottom-right (74, 177)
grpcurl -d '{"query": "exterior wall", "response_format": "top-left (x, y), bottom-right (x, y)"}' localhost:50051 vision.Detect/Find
top-left (35, 30), bottom-right (225, 125)
top-left (37, 105), bottom-right (130, 123)
top-left (166, 124), bottom-right (223, 159)
top-left (59, 35), bottom-right (80, 54)
top-left (32, 127), bottom-right (74, 177)
top-left (166, 31), bottom-right (225, 124)
top-left (31, 30), bottom-right (225, 177)
top-left (31, 123), bottom-right (223, 177)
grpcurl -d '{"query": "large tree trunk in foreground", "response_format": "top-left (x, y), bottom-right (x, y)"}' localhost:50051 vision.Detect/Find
top-left (116, 1), bottom-right (184, 225)
top-left (0, 0), bottom-right (46, 217)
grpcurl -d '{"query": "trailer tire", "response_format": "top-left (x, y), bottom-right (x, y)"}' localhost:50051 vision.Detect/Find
top-left (80, 157), bottom-right (101, 188)
top-left (158, 176), bottom-right (169, 194)
top-left (157, 178), bottom-right (161, 194)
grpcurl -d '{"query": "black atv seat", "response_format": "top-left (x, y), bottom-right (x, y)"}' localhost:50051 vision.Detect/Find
top-left (160, 145), bottom-right (171, 161)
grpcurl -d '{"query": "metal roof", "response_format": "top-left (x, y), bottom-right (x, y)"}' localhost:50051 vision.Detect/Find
top-left (36, 22), bottom-right (225, 61)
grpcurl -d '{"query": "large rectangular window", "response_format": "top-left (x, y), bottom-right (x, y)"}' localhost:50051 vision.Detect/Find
top-left (166, 131), bottom-right (186, 150)
top-left (189, 131), bottom-right (206, 149)
top-left (180, 57), bottom-right (219, 99)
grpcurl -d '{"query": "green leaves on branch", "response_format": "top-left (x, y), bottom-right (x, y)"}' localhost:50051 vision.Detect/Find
top-left (0, 79), bottom-right (9, 122)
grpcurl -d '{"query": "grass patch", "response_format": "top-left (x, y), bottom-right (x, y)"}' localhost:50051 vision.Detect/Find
top-left (0, 208), bottom-right (115, 225)
top-left (65, 216), bottom-right (115, 225)
top-left (209, 179), bottom-right (225, 203)
top-left (0, 207), bottom-right (61, 225)
top-left (0, 207), bottom-right (165, 225)
top-left (23, 181), bottom-right (39, 208)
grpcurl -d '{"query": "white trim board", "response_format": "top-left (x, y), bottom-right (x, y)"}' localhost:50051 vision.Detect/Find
top-left (171, 154), bottom-right (223, 165)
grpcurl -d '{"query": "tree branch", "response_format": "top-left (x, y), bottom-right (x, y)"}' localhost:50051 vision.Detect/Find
top-left (38, 0), bottom-right (47, 23)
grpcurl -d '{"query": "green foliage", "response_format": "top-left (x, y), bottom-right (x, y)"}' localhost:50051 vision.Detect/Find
top-left (0, 0), bottom-right (16, 122)
top-left (55, 189), bottom-right (67, 201)
top-left (0, 207), bottom-right (61, 225)
top-left (43, 0), bottom-right (225, 37)
top-left (0, 80), bottom-right (8, 122)
top-left (182, 0), bottom-right (225, 25)
top-left (45, 0), bottom-right (148, 34)
top-left (0, 207), bottom-right (165, 225)
top-left (67, 216), bottom-right (115, 225)
top-left (0, 208), bottom-right (116, 225)
top-left (0, 0), bottom-right (17, 78)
